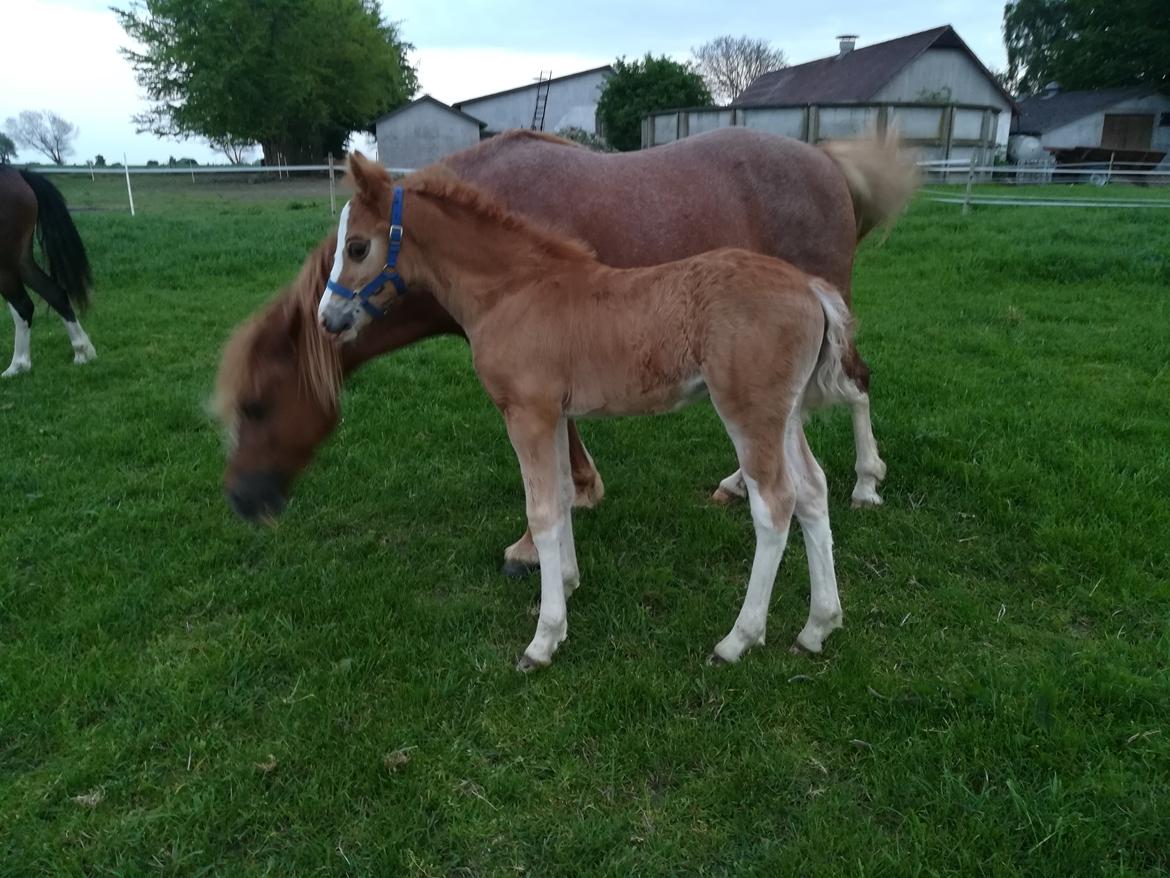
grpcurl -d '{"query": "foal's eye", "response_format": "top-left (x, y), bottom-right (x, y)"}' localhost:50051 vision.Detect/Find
top-left (241, 400), bottom-right (268, 421)
top-left (346, 239), bottom-right (371, 261)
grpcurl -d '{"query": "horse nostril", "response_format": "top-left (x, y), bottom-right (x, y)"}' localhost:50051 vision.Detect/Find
top-left (321, 309), bottom-right (354, 335)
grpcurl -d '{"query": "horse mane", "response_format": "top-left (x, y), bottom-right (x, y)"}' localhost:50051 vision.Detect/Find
top-left (214, 236), bottom-right (342, 421)
top-left (399, 166), bottom-right (598, 265)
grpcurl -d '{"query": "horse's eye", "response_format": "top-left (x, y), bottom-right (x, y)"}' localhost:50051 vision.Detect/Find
top-left (346, 239), bottom-right (370, 261)
top-left (241, 400), bottom-right (267, 421)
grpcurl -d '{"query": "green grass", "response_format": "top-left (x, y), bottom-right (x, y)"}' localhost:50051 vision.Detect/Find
top-left (2, 177), bottom-right (1168, 875)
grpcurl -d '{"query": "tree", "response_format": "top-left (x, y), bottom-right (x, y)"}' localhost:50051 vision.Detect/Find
top-left (3, 110), bottom-right (78, 165)
top-left (0, 132), bottom-right (16, 164)
top-left (208, 136), bottom-right (254, 165)
top-left (1003, 0), bottom-right (1170, 95)
top-left (93, 154), bottom-right (107, 168)
top-left (692, 35), bottom-right (787, 105)
top-left (114, 0), bottom-right (419, 163)
top-left (596, 55), bottom-right (712, 152)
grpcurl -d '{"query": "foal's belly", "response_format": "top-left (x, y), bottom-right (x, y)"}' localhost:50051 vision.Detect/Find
top-left (569, 373), bottom-right (709, 419)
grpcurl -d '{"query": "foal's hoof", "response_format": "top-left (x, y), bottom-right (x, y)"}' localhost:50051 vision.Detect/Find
top-left (710, 486), bottom-right (742, 505)
top-left (706, 652), bottom-right (731, 667)
top-left (515, 653), bottom-right (549, 673)
top-left (2, 361), bottom-right (30, 378)
top-left (850, 485), bottom-right (884, 509)
top-left (73, 347), bottom-right (97, 365)
top-left (501, 558), bottom-right (540, 579)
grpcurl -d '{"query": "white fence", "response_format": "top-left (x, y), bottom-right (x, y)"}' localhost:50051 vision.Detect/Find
top-left (30, 153), bottom-right (1170, 216)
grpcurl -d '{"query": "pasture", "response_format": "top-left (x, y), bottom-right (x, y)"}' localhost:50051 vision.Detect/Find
top-left (2, 175), bottom-right (1168, 875)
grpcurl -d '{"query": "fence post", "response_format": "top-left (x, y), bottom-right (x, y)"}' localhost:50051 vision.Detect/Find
top-left (88, 161), bottom-right (94, 182)
top-left (123, 153), bottom-right (136, 217)
top-left (962, 151), bottom-right (977, 216)
top-left (1108, 151), bottom-right (1115, 185)
top-left (328, 152), bottom-right (336, 216)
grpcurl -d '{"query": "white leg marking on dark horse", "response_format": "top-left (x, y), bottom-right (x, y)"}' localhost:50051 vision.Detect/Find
top-left (3, 305), bottom-right (32, 377)
top-left (64, 318), bottom-right (96, 365)
top-left (850, 393), bottom-right (886, 507)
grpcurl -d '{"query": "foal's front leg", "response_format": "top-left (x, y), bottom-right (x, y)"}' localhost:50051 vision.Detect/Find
top-left (502, 418), bottom-right (599, 577)
top-left (506, 410), bottom-right (577, 670)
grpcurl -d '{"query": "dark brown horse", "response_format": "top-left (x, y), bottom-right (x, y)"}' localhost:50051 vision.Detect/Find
top-left (216, 129), bottom-right (916, 571)
top-left (0, 168), bottom-right (95, 377)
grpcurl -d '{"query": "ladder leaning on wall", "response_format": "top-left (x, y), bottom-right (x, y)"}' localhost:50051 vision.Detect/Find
top-left (531, 71), bottom-right (552, 131)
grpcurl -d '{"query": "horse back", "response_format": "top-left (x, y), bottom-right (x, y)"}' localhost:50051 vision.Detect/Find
top-left (444, 128), bottom-right (857, 296)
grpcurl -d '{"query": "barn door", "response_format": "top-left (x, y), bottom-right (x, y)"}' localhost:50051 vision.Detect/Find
top-left (1101, 114), bottom-right (1154, 151)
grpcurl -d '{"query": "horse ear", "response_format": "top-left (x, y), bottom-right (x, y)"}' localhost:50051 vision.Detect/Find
top-left (347, 151), bottom-right (388, 195)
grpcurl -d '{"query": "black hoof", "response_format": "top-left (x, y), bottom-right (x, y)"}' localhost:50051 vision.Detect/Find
top-left (501, 559), bottom-right (540, 579)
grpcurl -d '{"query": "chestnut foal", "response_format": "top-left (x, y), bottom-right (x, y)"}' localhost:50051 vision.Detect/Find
top-left (317, 155), bottom-right (861, 669)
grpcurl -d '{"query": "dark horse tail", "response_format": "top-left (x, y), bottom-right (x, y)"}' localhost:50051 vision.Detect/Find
top-left (19, 169), bottom-right (92, 311)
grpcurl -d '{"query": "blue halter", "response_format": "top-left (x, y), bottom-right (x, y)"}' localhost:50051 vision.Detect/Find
top-left (326, 186), bottom-right (406, 318)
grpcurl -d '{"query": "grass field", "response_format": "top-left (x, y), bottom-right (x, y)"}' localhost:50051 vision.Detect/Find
top-left (2, 175), bottom-right (1168, 875)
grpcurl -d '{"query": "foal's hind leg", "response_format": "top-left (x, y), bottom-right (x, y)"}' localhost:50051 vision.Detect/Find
top-left (710, 419), bottom-right (797, 664)
top-left (844, 346), bottom-right (885, 508)
top-left (20, 257), bottom-right (95, 365)
top-left (788, 426), bottom-right (843, 654)
top-left (2, 276), bottom-right (34, 378)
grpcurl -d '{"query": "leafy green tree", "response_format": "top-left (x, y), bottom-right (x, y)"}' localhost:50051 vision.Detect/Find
top-left (0, 132), bottom-right (16, 164)
top-left (114, 0), bottom-right (418, 163)
top-left (1004, 0), bottom-right (1170, 95)
top-left (93, 154), bottom-right (107, 167)
top-left (597, 55), bottom-right (712, 151)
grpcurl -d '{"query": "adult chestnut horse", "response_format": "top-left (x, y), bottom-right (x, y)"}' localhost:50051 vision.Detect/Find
top-left (217, 129), bottom-right (915, 571)
top-left (0, 167), bottom-right (96, 377)
top-left (320, 158), bottom-right (862, 667)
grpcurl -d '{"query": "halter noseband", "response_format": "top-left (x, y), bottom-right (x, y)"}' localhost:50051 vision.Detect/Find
top-left (326, 186), bottom-right (406, 319)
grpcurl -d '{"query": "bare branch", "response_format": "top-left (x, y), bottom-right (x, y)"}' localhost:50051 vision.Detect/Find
top-left (692, 35), bottom-right (787, 105)
top-left (3, 110), bottom-right (78, 165)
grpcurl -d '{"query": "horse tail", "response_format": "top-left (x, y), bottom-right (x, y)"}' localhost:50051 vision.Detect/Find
top-left (820, 134), bottom-right (918, 242)
top-left (803, 279), bottom-right (862, 412)
top-left (18, 169), bottom-right (92, 312)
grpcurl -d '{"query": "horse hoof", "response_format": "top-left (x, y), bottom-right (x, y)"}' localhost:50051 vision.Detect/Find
top-left (2, 362), bottom-right (31, 378)
top-left (850, 488), bottom-right (883, 509)
top-left (515, 653), bottom-right (548, 673)
top-left (501, 559), bottom-right (540, 579)
top-left (706, 652), bottom-right (730, 666)
top-left (710, 487), bottom-right (742, 505)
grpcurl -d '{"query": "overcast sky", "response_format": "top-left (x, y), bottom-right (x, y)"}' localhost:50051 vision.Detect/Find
top-left (1, 0), bottom-right (1008, 165)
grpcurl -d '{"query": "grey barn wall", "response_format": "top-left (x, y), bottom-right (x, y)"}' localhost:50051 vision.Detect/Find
top-left (456, 71), bottom-right (611, 134)
top-left (376, 101), bottom-right (481, 168)
top-left (1041, 94), bottom-right (1170, 152)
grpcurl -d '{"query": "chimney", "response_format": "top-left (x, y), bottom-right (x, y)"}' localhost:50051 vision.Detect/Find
top-left (837, 34), bottom-right (858, 57)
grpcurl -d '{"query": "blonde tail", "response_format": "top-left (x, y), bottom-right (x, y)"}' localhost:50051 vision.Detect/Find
top-left (804, 280), bottom-right (861, 412)
top-left (820, 134), bottom-right (919, 241)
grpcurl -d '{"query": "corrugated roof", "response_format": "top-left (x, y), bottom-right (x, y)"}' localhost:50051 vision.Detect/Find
top-left (1013, 86), bottom-right (1158, 135)
top-left (734, 25), bottom-right (1012, 108)
top-left (374, 95), bottom-right (485, 128)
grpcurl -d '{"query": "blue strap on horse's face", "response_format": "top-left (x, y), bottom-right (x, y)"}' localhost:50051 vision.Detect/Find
top-left (326, 186), bottom-right (406, 319)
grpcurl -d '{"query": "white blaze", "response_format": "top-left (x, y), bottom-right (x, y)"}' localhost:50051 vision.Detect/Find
top-left (318, 201), bottom-right (351, 321)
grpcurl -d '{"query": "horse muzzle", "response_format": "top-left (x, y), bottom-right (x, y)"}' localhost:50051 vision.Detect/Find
top-left (227, 470), bottom-right (288, 524)
top-left (318, 299), bottom-right (356, 336)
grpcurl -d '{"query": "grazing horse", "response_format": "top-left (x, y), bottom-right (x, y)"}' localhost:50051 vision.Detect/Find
top-left (314, 154), bottom-right (861, 669)
top-left (0, 167), bottom-right (96, 377)
top-left (216, 129), bottom-right (915, 572)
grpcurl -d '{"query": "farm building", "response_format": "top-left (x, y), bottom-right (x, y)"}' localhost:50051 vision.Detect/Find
top-left (453, 66), bottom-right (614, 136)
top-left (1011, 85), bottom-right (1170, 164)
top-left (642, 25), bottom-right (1014, 164)
top-left (374, 95), bottom-right (486, 170)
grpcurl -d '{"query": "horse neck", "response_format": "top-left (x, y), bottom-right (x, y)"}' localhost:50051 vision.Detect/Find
top-left (403, 190), bottom-right (591, 329)
top-left (339, 290), bottom-right (464, 375)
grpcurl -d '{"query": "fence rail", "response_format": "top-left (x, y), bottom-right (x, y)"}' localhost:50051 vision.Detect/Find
top-left (24, 153), bottom-right (1170, 215)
